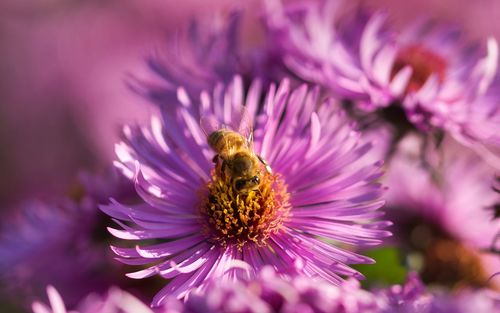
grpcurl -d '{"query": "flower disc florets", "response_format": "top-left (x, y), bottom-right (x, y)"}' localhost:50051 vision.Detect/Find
top-left (200, 172), bottom-right (290, 248)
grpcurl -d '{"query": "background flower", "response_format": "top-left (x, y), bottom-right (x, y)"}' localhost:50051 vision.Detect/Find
top-left (265, 0), bottom-right (413, 110)
top-left (266, 0), bottom-right (500, 167)
top-left (171, 266), bottom-right (386, 313)
top-left (393, 20), bottom-right (500, 152)
top-left (133, 10), bottom-right (251, 108)
top-left (32, 285), bottom-right (166, 313)
top-left (33, 269), bottom-right (500, 313)
top-left (0, 169), bottom-right (136, 310)
top-left (0, 200), bottom-right (112, 308)
top-left (383, 135), bottom-right (500, 288)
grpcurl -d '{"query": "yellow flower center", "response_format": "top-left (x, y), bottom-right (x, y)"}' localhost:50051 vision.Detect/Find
top-left (199, 172), bottom-right (291, 249)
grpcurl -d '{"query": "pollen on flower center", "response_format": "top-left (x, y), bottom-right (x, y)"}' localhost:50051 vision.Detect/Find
top-left (392, 44), bottom-right (448, 93)
top-left (199, 172), bottom-right (291, 249)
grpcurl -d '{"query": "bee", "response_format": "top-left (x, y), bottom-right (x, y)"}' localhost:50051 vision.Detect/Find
top-left (201, 107), bottom-right (271, 193)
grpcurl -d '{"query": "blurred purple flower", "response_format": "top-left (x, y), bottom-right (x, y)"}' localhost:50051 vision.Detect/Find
top-left (265, 0), bottom-right (411, 111)
top-left (33, 269), bottom-right (386, 313)
top-left (425, 288), bottom-right (500, 313)
top-left (0, 200), bottom-right (110, 307)
top-left (0, 169), bottom-right (135, 307)
top-left (32, 268), bottom-right (500, 313)
top-left (173, 265), bottom-right (386, 313)
top-left (378, 272), bottom-right (432, 313)
top-left (395, 20), bottom-right (500, 145)
top-left (101, 77), bottom-right (390, 306)
top-left (384, 136), bottom-right (500, 287)
top-left (266, 0), bottom-right (500, 167)
top-left (131, 9), bottom-right (265, 110)
top-left (32, 285), bottom-right (167, 313)
top-left (378, 272), bottom-right (500, 313)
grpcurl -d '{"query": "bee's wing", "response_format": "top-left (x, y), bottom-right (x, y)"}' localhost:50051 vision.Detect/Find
top-left (230, 106), bottom-right (254, 148)
top-left (200, 114), bottom-right (222, 138)
top-left (200, 106), bottom-right (254, 147)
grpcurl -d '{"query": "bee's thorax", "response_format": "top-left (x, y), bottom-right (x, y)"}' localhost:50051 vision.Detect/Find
top-left (208, 130), bottom-right (246, 155)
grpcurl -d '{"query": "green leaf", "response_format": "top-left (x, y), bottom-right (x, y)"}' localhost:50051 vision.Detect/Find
top-left (353, 246), bottom-right (408, 287)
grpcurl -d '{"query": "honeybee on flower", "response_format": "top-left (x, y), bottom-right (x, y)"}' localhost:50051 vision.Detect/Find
top-left (201, 107), bottom-right (272, 194)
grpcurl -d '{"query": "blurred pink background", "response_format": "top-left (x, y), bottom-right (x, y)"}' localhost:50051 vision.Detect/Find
top-left (0, 0), bottom-right (251, 205)
top-left (0, 0), bottom-right (499, 206)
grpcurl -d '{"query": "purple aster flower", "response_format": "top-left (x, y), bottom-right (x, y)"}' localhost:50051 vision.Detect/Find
top-left (131, 10), bottom-right (264, 109)
top-left (32, 285), bottom-right (168, 313)
top-left (31, 269), bottom-right (385, 313)
top-left (426, 289), bottom-right (500, 313)
top-left (101, 76), bottom-right (390, 306)
top-left (384, 135), bottom-right (500, 288)
top-left (188, 271), bottom-right (500, 313)
top-left (393, 20), bottom-right (500, 153)
top-left (0, 170), bottom-right (135, 308)
top-left (169, 265), bottom-right (386, 313)
top-left (266, 0), bottom-right (500, 166)
top-left (33, 269), bottom-right (500, 313)
top-left (378, 272), bottom-right (500, 313)
top-left (0, 200), bottom-right (111, 307)
top-left (378, 272), bottom-right (433, 313)
top-left (265, 0), bottom-right (412, 111)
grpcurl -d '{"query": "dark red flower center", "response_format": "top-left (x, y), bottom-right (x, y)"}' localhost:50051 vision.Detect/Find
top-left (392, 44), bottom-right (448, 93)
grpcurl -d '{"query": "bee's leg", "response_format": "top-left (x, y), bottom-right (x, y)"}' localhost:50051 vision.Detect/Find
top-left (257, 155), bottom-right (272, 174)
top-left (220, 160), bottom-right (229, 180)
top-left (212, 155), bottom-right (226, 179)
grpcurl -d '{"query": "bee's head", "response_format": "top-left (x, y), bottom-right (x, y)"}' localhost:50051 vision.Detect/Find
top-left (234, 175), bottom-right (260, 193)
